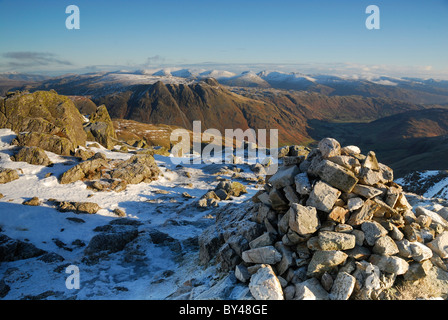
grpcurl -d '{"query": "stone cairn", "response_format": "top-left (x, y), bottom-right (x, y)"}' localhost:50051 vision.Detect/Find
top-left (237, 138), bottom-right (448, 300)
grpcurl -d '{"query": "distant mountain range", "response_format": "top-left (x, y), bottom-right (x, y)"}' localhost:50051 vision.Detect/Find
top-left (3, 69), bottom-right (448, 105)
top-left (2, 69), bottom-right (448, 176)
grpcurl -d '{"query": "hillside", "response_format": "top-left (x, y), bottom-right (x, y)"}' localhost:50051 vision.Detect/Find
top-left (307, 108), bottom-right (448, 177)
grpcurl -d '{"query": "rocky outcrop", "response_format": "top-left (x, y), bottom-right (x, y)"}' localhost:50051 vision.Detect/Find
top-left (0, 168), bottom-right (19, 184)
top-left (110, 154), bottom-right (160, 184)
top-left (11, 146), bottom-right (52, 166)
top-left (59, 158), bottom-right (109, 184)
top-left (49, 199), bottom-right (101, 214)
top-left (202, 137), bottom-right (448, 300)
top-left (0, 91), bottom-right (87, 154)
top-left (0, 233), bottom-right (46, 262)
top-left (11, 132), bottom-right (75, 156)
top-left (59, 153), bottom-right (160, 191)
top-left (84, 105), bottom-right (117, 149)
top-left (196, 181), bottom-right (248, 208)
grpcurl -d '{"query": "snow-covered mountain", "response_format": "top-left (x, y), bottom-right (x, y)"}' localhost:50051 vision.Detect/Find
top-left (396, 170), bottom-right (448, 201)
top-left (7, 68), bottom-right (448, 105)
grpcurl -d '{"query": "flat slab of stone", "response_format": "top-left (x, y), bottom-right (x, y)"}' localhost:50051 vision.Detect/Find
top-left (315, 159), bottom-right (359, 193)
top-left (242, 246), bottom-right (282, 264)
top-left (306, 181), bottom-right (341, 213)
top-left (268, 165), bottom-right (300, 189)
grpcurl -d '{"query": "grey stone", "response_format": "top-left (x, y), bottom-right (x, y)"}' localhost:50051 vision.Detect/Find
top-left (329, 272), bottom-right (356, 300)
top-left (396, 239), bottom-right (413, 259)
top-left (369, 254), bottom-right (409, 275)
top-left (274, 242), bottom-right (294, 275)
top-left (352, 184), bottom-right (383, 199)
top-left (288, 203), bottom-right (320, 236)
top-left (347, 197), bottom-right (364, 211)
top-left (318, 138), bottom-right (341, 159)
top-left (307, 250), bottom-right (348, 277)
top-left (235, 264), bottom-right (251, 283)
top-left (428, 231), bottom-right (448, 259)
top-left (283, 185), bottom-right (300, 204)
top-left (372, 236), bottom-right (399, 256)
top-left (409, 241), bottom-right (433, 262)
top-left (294, 172), bottom-right (312, 195)
top-left (242, 246), bottom-right (282, 264)
top-left (314, 159), bottom-right (359, 193)
top-left (294, 277), bottom-right (329, 300)
top-left (268, 188), bottom-right (289, 211)
top-left (361, 221), bottom-right (388, 246)
top-left (249, 265), bottom-right (284, 300)
top-left (306, 181), bottom-right (341, 213)
top-left (268, 165), bottom-right (300, 189)
top-left (249, 232), bottom-right (276, 249)
top-left (318, 231), bottom-right (356, 251)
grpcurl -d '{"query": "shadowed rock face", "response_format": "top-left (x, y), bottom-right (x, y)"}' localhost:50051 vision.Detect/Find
top-left (0, 91), bottom-right (87, 154)
top-left (84, 105), bottom-right (117, 149)
top-left (11, 146), bottom-right (52, 166)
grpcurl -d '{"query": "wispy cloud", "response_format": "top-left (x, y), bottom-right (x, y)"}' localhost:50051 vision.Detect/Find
top-left (144, 55), bottom-right (166, 66)
top-left (1, 51), bottom-right (73, 68)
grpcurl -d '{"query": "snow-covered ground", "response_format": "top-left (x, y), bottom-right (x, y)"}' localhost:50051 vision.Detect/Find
top-left (0, 129), bottom-right (260, 300)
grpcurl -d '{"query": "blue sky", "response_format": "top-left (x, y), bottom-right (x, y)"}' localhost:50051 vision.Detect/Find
top-left (0, 0), bottom-right (447, 78)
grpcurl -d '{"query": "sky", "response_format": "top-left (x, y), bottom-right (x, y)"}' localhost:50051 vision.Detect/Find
top-left (0, 0), bottom-right (447, 78)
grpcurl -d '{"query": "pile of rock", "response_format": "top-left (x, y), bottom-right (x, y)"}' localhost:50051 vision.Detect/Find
top-left (59, 153), bottom-right (160, 191)
top-left (197, 180), bottom-right (247, 208)
top-left (232, 138), bottom-right (448, 300)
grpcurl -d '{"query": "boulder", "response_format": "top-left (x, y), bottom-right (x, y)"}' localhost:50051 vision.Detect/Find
top-left (84, 105), bottom-right (117, 149)
top-left (415, 207), bottom-right (448, 229)
top-left (55, 200), bottom-right (101, 214)
top-left (318, 138), bottom-right (341, 159)
top-left (60, 158), bottom-right (109, 184)
top-left (23, 197), bottom-right (41, 206)
top-left (372, 236), bottom-right (399, 256)
top-left (84, 227), bottom-right (138, 256)
top-left (409, 241), bottom-right (433, 262)
top-left (314, 159), bottom-right (358, 193)
top-left (369, 255), bottom-right (409, 275)
top-left (306, 181), bottom-right (341, 213)
top-left (348, 197), bottom-right (364, 211)
top-left (12, 132), bottom-right (75, 156)
top-left (110, 154), bottom-right (160, 185)
top-left (215, 181), bottom-right (247, 197)
top-left (328, 206), bottom-right (350, 224)
top-left (361, 221), bottom-right (388, 246)
top-left (0, 234), bottom-right (46, 262)
top-left (352, 184), bottom-right (383, 199)
top-left (1, 91), bottom-right (86, 152)
top-left (11, 146), bottom-right (52, 166)
top-left (288, 204), bottom-right (320, 236)
top-left (0, 168), bottom-right (19, 184)
top-left (317, 231), bottom-right (356, 251)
